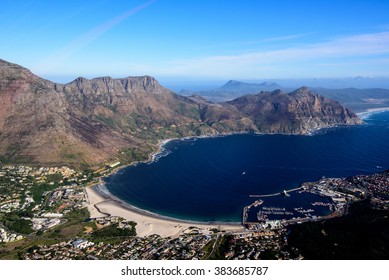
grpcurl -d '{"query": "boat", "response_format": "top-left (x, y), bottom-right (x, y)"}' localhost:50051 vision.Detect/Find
top-left (281, 190), bottom-right (290, 197)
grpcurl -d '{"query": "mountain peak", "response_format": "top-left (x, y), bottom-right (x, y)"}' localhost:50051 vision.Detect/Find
top-left (73, 77), bottom-right (88, 82)
top-left (221, 80), bottom-right (241, 87)
top-left (289, 86), bottom-right (312, 96)
top-left (219, 80), bottom-right (282, 93)
top-left (270, 89), bottom-right (283, 95)
top-left (299, 86), bottom-right (310, 91)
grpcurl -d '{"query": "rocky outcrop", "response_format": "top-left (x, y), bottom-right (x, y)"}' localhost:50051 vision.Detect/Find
top-left (0, 59), bottom-right (363, 167)
top-left (228, 87), bottom-right (363, 134)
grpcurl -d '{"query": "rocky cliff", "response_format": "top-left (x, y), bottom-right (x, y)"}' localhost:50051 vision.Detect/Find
top-left (0, 59), bottom-right (363, 168)
top-left (228, 87), bottom-right (362, 134)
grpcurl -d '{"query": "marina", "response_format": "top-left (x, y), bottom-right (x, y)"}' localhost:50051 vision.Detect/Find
top-left (242, 184), bottom-right (345, 229)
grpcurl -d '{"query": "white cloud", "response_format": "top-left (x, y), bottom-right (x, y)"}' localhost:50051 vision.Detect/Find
top-left (261, 32), bottom-right (314, 42)
top-left (149, 31), bottom-right (389, 78)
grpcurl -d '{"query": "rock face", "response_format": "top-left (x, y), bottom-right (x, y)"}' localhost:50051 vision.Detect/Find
top-left (0, 59), bottom-right (362, 167)
top-left (228, 87), bottom-right (363, 134)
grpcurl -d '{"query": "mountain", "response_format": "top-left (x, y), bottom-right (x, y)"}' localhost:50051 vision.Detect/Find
top-left (313, 87), bottom-right (389, 112)
top-left (180, 80), bottom-right (282, 102)
top-left (181, 79), bottom-right (389, 112)
top-left (219, 80), bottom-right (281, 92)
top-left (227, 87), bottom-right (362, 134)
top-left (0, 59), bottom-right (362, 168)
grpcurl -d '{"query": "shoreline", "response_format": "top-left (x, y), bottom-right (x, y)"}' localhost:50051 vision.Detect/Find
top-left (85, 183), bottom-right (244, 238)
top-left (84, 108), bottom-right (385, 237)
top-left (356, 107), bottom-right (389, 119)
top-left (93, 182), bottom-right (241, 226)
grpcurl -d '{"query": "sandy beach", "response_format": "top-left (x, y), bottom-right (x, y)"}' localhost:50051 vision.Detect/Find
top-left (85, 185), bottom-right (244, 238)
top-left (365, 107), bottom-right (389, 113)
top-left (357, 107), bottom-right (389, 118)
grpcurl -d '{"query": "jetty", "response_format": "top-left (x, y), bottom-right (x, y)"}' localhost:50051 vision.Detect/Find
top-left (242, 199), bottom-right (263, 226)
top-left (249, 186), bottom-right (303, 198)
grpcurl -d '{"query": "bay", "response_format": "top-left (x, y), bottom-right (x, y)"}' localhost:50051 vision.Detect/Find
top-left (105, 111), bottom-right (389, 222)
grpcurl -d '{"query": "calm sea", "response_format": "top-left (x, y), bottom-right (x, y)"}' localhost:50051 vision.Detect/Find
top-left (105, 111), bottom-right (389, 222)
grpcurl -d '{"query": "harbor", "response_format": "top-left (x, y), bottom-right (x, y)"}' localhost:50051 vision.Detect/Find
top-left (242, 183), bottom-right (348, 230)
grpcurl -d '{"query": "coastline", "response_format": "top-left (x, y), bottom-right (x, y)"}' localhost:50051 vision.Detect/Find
top-left (84, 109), bottom-right (383, 237)
top-left (357, 107), bottom-right (389, 119)
top-left (85, 183), bottom-right (243, 238)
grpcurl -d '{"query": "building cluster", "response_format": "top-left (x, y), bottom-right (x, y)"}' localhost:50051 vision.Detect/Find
top-left (0, 165), bottom-right (89, 242)
top-left (309, 171), bottom-right (389, 210)
top-left (0, 166), bottom-right (34, 211)
top-left (46, 186), bottom-right (86, 213)
top-left (32, 214), bottom-right (63, 231)
top-left (22, 227), bottom-right (297, 260)
top-left (0, 226), bottom-right (23, 243)
top-left (95, 216), bottom-right (123, 227)
top-left (225, 230), bottom-right (292, 260)
top-left (337, 171), bottom-right (389, 209)
top-left (304, 179), bottom-right (350, 214)
top-left (22, 232), bottom-right (212, 260)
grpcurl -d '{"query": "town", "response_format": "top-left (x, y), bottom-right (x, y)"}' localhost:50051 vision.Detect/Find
top-left (0, 164), bottom-right (388, 260)
top-left (21, 221), bottom-right (291, 260)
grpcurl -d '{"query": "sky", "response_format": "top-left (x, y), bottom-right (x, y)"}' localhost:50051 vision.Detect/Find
top-left (1, 0), bottom-right (389, 89)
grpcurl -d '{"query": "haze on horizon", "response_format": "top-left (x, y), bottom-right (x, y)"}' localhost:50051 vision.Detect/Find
top-left (1, 0), bottom-right (389, 90)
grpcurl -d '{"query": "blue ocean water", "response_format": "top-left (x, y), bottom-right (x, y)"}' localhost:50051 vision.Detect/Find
top-left (105, 111), bottom-right (389, 222)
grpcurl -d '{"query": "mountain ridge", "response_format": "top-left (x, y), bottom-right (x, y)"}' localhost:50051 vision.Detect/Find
top-left (0, 59), bottom-right (362, 168)
top-left (180, 79), bottom-right (389, 111)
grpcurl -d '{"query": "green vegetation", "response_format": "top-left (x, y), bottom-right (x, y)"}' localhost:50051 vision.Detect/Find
top-left (118, 147), bottom-right (152, 164)
top-left (0, 213), bottom-right (32, 234)
top-left (91, 222), bottom-right (137, 242)
top-left (0, 155), bottom-right (11, 164)
top-left (202, 235), bottom-right (232, 260)
top-left (209, 235), bottom-right (232, 260)
top-left (0, 238), bottom-right (33, 260)
top-left (61, 153), bottom-right (77, 160)
top-left (46, 173), bottom-right (62, 183)
top-left (201, 239), bottom-right (215, 259)
top-left (30, 182), bottom-right (57, 204)
top-left (96, 114), bottom-right (116, 129)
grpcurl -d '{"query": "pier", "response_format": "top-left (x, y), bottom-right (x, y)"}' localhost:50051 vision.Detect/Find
top-left (249, 186), bottom-right (304, 198)
top-left (242, 199), bottom-right (263, 226)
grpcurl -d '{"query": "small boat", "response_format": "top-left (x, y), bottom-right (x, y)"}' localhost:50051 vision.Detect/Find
top-left (281, 190), bottom-right (290, 197)
top-left (242, 171), bottom-right (246, 175)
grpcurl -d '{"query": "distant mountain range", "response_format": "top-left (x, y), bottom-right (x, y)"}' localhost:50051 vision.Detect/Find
top-left (0, 59), bottom-right (362, 168)
top-left (179, 80), bottom-right (282, 102)
top-left (180, 80), bottom-right (389, 112)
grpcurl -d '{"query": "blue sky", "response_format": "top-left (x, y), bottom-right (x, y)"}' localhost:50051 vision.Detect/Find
top-left (1, 0), bottom-right (389, 88)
